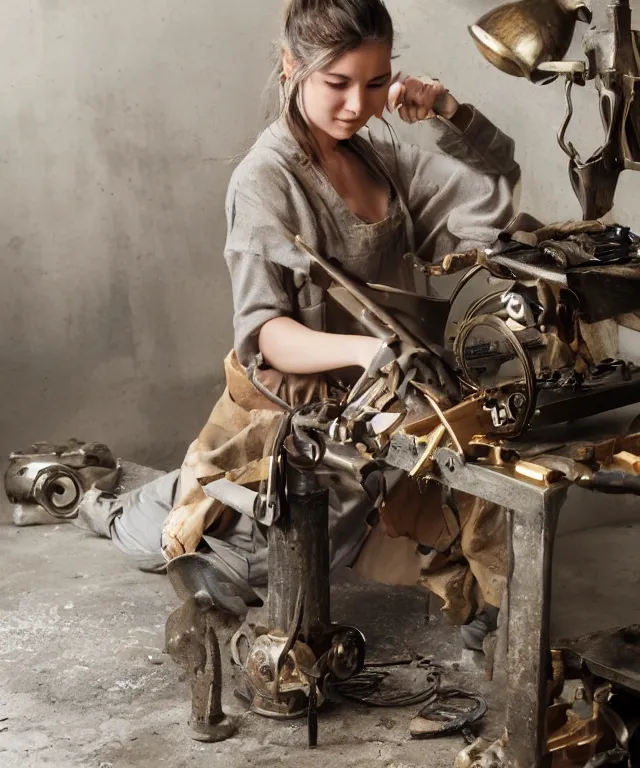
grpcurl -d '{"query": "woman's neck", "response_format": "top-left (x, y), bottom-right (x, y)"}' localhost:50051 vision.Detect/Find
top-left (308, 123), bottom-right (340, 163)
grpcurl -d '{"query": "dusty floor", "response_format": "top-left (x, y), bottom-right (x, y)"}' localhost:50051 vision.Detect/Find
top-left (1, 482), bottom-right (639, 768)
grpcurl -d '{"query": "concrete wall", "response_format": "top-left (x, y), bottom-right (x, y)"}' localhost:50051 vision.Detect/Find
top-left (3, 0), bottom-right (640, 475)
top-left (2, 1), bottom-right (282, 467)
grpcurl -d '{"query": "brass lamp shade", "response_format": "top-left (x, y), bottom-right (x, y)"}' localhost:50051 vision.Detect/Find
top-left (469, 0), bottom-right (590, 83)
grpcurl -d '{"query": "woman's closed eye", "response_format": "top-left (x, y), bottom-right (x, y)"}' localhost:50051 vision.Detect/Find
top-left (325, 81), bottom-right (387, 90)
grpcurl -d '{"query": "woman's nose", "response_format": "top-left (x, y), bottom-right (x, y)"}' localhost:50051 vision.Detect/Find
top-left (344, 86), bottom-right (365, 116)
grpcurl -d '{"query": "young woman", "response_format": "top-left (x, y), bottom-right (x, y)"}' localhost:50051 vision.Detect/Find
top-left (79, 0), bottom-right (519, 649)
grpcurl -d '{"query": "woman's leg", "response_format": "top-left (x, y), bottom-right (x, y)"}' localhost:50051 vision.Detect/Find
top-left (76, 469), bottom-right (181, 572)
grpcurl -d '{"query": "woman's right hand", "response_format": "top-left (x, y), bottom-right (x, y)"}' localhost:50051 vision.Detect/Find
top-left (387, 75), bottom-right (459, 122)
top-left (161, 500), bottom-right (210, 560)
top-left (354, 335), bottom-right (386, 370)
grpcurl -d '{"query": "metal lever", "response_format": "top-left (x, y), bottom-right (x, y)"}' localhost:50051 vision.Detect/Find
top-left (203, 478), bottom-right (258, 518)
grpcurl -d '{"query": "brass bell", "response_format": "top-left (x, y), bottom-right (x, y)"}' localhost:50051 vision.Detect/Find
top-left (469, 0), bottom-right (591, 83)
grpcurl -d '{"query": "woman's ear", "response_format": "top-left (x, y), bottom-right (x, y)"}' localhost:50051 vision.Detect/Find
top-left (281, 46), bottom-right (296, 79)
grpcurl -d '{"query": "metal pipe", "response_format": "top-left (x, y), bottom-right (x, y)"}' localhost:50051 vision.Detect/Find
top-left (266, 448), bottom-right (330, 639)
top-left (293, 235), bottom-right (443, 355)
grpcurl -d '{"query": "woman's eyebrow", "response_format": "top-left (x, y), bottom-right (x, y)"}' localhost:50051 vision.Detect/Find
top-left (323, 70), bottom-right (392, 82)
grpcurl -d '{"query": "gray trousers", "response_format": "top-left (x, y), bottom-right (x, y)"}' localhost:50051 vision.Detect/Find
top-left (81, 470), bottom-right (180, 572)
top-left (80, 465), bottom-right (375, 597)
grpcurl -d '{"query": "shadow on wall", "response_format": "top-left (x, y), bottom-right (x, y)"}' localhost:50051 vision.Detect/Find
top-left (1, 371), bottom-right (225, 474)
top-left (114, 373), bottom-right (228, 470)
top-left (558, 483), bottom-right (640, 536)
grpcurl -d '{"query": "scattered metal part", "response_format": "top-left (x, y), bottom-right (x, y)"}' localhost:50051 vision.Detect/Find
top-left (246, 355), bottom-right (293, 413)
top-left (549, 649), bottom-right (566, 702)
top-left (532, 454), bottom-right (590, 482)
top-left (343, 376), bottom-right (388, 416)
top-left (313, 627), bottom-right (367, 682)
top-left (410, 382), bottom-right (465, 456)
top-left (502, 289), bottom-right (535, 326)
top-left (488, 252), bottom-right (568, 285)
top-left (455, 733), bottom-right (509, 768)
top-left (410, 424), bottom-right (447, 478)
top-left (583, 747), bottom-right (629, 767)
top-left (612, 450), bottom-right (640, 473)
top-left (369, 411), bottom-right (406, 439)
top-left (5, 440), bottom-right (120, 521)
top-left (546, 684), bottom-right (606, 755)
top-left (410, 688), bottom-right (488, 740)
top-left (5, 461), bottom-right (84, 520)
top-left (334, 666), bottom-right (440, 708)
top-left (547, 645), bottom-right (640, 765)
top-left (560, 625), bottom-right (640, 694)
top-left (467, 437), bottom-right (520, 466)
top-left (562, 429), bottom-right (640, 464)
top-left (406, 249), bottom-right (484, 277)
top-left (513, 460), bottom-right (564, 486)
top-left (165, 588), bottom-right (237, 743)
top-left (576, 468), bottom-right (640, 495)
top-left (327, 655), bottom-right (456, 718)
top-left (364, 655), bottom-right (414, 668)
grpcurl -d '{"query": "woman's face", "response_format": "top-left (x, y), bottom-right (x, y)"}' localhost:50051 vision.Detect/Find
top-left (300, 41), bottom-right (392, 144)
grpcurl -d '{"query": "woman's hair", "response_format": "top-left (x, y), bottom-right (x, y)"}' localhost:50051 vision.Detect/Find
top-left (276, 0), bottom-right (394, 163)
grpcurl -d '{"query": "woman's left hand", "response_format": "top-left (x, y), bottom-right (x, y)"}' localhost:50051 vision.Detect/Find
top-left (387, 75), bottom-right (459, 122)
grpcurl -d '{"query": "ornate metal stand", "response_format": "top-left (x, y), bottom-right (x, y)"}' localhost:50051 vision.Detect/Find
top-left (241, 424), bottom-right (365, 745)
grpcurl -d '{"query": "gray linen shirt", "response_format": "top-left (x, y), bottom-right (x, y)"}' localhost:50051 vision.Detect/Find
top-left (224, 107), bottom-right (520, 367)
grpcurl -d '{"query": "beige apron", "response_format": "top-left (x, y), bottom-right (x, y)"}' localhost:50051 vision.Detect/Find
top-left (162, 348), bottom-right (505, 624)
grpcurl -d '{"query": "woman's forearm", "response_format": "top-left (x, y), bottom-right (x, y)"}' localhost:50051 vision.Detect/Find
top-left (258, 316), bottom-right (381, 374)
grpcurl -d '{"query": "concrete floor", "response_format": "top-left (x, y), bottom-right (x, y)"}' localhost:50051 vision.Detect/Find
top-left (1, 488), bottom-right (640, 768)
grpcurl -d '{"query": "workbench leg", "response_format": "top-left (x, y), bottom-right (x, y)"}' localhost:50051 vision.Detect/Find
top-left (504, 487), bottom-right (567, 768)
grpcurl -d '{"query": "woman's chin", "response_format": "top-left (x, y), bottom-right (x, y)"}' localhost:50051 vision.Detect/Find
top-left (332, 119), bottom-right (364, 138)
